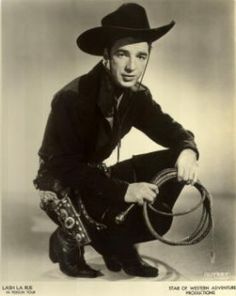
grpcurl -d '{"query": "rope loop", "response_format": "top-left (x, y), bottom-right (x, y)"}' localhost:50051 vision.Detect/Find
top-left (143, 168), bottom-right (213, 246)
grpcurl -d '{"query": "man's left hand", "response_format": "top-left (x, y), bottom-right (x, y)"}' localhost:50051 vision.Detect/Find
top-left (175, 149), bottom-right (199, 185)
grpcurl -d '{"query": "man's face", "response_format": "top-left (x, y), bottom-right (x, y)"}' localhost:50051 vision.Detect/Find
top-left (108, 37), bottom-right (150, 88)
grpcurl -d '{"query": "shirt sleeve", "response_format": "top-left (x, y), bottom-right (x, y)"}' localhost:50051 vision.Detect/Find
top-left (133, 89), bottom-right (199, 159)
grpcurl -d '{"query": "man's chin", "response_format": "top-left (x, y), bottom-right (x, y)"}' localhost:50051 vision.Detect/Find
top-left (119, 80), bottom-right (137, 88)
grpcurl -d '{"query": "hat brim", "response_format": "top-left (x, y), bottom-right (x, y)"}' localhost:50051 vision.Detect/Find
top-left (77, 21), bottom-right (175, 56)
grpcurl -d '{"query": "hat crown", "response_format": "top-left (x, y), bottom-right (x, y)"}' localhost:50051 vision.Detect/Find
top-left (101, 3), bottom-right (150, 29)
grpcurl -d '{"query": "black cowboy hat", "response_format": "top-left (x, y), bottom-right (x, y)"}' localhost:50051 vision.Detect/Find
top-left (77, 3), bottom-right (175, 56)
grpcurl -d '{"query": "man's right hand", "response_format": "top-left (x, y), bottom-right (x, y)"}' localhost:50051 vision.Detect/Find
top-left (124, 182), bottom-right (159, 205)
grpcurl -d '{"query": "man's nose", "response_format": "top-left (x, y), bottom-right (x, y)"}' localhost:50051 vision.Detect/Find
top-left (125, 57), bottom-right (136, 72)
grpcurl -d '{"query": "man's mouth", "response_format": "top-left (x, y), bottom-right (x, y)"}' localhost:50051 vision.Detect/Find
top-left (122, 74), bottom-right (136, 81)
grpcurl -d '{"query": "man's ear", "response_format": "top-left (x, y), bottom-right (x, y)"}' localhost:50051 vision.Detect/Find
top-left (103, 48), bottom-right (111, 70)
top-left (103, 48), bottom-right (109, 60)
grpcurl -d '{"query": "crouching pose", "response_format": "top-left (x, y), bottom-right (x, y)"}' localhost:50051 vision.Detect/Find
top-left (34, 3), bottom-right (199, 278)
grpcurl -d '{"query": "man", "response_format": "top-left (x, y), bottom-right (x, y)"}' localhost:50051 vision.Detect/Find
top-left (34, 3), bottom-right (199, 278)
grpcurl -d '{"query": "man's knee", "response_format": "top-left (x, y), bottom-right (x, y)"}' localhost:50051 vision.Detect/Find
top-left (131, 149), bottom-right (179, 182)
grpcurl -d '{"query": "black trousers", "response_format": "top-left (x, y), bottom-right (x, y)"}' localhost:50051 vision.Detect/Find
top-left (85, 149), bottom-right (185, 256)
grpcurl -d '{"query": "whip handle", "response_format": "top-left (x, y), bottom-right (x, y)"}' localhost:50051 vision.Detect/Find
top-left (115, 204), bottom-right (135, 224)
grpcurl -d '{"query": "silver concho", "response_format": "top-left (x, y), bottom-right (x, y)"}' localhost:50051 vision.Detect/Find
top-left (64, 217), bottom-right (75, 229)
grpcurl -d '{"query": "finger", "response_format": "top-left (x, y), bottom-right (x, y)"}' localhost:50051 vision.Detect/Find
top-left (183, 169), bottom-right (192, 184)
top-left (137, 201), bottom-right (143, 206)
top-left (184, 167), bottom-right (193, 182)
top-left (146, 187), bottom-right (159, 196)
top-left (145, 183), bottom-right (158, 191)
top-left (152, 186), bottom-right (159, 194)
top-left (140, 186), bottom-right (156, 201)
top-left (187, 169), bottom-right (195, 185)
top-left (192, 168), bottom-right (198, 185)
top-left (135, 193), bottom-right (143, 205)
top-left (187, 165), bottom-right (199, 185)
top-left (177, 166), bottom-right (184, 182)
top-left (192, 173), bottom-right (198, 185)
top-left (185, 166), bottom-right (197, 184)
top-left (143, 191), bottom-right (156, 202)
top-left (136, 190), bottom-right (152, 204)
top-left (141, 184), bottom-right (158, 196)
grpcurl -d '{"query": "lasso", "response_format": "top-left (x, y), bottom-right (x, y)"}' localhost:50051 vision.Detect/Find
top-left (116, 168), bottom-right (213, 246)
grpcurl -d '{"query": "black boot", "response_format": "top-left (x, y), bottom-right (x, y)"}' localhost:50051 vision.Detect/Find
top-left (122, 258), bottom-right (158, 277)
top-left (118, 245), bottom-right (158, 278)
top-left (49, 228), bottom-right (102, 277)
top-left (102, 255), bottom-right (122, 272)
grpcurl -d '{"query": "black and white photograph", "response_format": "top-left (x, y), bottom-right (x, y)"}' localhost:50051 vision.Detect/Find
top-left (1, 0), bottom-right (235, 295)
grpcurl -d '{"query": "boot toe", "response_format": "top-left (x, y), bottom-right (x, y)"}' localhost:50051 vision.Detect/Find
top-left (122, 261), bottom-right (158, 277)
top-left (60, 264), bottom-right (103, 278)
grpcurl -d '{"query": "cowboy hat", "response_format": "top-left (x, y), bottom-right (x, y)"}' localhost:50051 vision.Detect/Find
top-left (77, 3), bottom-right (175, 56)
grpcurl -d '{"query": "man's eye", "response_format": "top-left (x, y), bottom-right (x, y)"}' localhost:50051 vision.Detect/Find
top-left (116, 52), bottom-right (125, 57)
top-left (138, 55), bottom-right (147, 60)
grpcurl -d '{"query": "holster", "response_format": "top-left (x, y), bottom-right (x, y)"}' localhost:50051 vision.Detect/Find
top-left (33, 161), bottom-right (106, 246)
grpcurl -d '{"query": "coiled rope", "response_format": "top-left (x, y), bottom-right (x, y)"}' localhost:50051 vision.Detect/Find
top-left (143, 168), bottom-right (213, 246)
